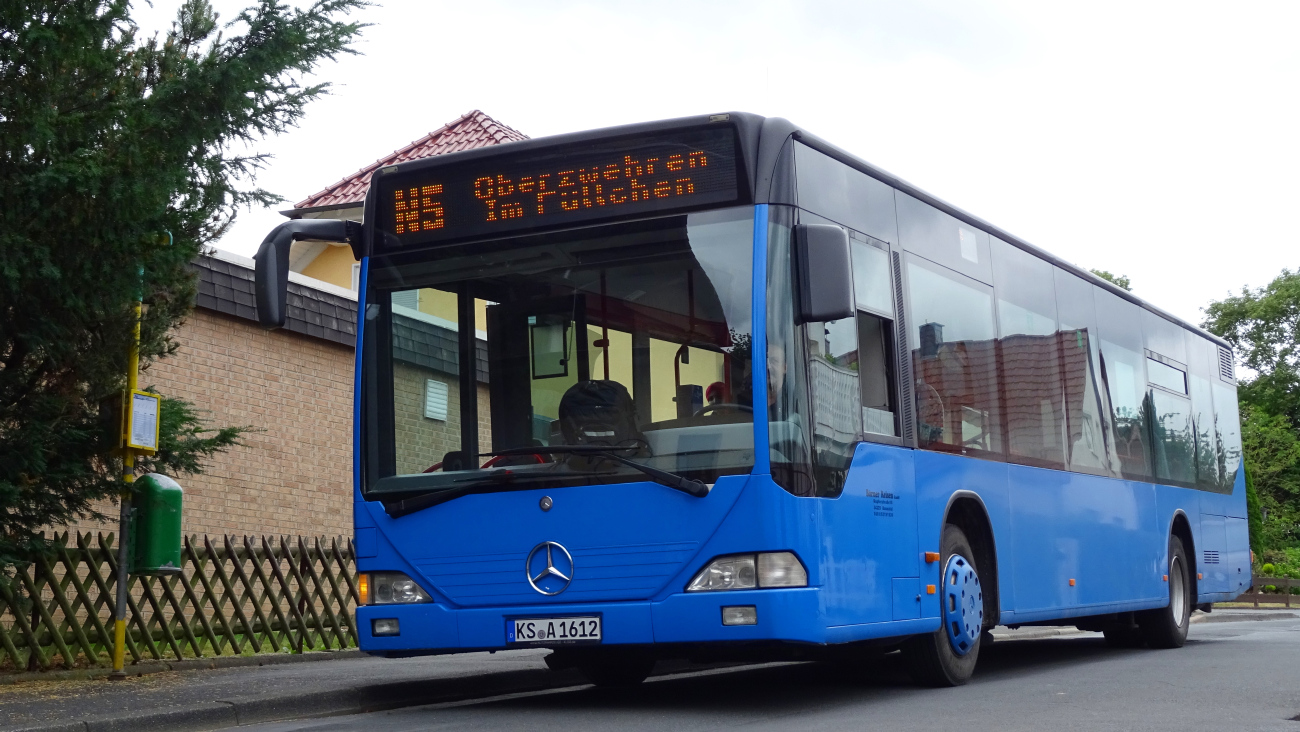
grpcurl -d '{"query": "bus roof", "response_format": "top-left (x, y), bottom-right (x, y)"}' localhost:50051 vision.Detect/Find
top-left (368, 111), bottom-right (1229, 351)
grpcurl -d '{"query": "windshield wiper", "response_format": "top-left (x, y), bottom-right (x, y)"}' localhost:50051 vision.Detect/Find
top-left (384, 447), bottom-right (709, 519)
top-left (384, 469), bottom-right (547, 518)
top-left (487, 445), bottom-right (710, 498)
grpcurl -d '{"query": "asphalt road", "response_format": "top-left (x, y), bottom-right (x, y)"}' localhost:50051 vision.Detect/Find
top-left (244, 614), bottom-right (1300, 732)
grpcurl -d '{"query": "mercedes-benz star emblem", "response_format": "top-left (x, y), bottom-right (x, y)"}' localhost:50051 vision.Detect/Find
top-left (525, 541), bottom-right (573, 596)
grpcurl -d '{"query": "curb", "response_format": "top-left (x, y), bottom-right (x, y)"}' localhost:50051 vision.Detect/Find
top-left (3, 666), bottom-right (590, 732)
top-left (0, 650), bottom-right (367, 687)
top-left (989, 627), bottom-right (1088, 642)
top-left (1197, 611), bottom-right (1298, 624)
top-left (985, 609), bottom-right (1297, 644)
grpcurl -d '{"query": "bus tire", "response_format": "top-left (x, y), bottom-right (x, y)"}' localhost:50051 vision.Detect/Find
top-left (577, 651), bottom-right (656, 688)
top-left (1137, 535), bottom-right (1191, 649)
top-left (902, 523), bottom-right (982, 687)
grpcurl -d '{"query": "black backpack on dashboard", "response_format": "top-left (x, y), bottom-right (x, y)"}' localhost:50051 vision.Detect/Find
top-left (558, 380), bottom-right (642, 449)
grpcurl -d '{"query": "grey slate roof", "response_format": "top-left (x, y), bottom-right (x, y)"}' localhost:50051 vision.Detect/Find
top-left (194, 254), bottom-right (357, 346)
top-left (393, 313), bottom-right (489, 382)
top-left (193, 253), bottom-right (487, 381)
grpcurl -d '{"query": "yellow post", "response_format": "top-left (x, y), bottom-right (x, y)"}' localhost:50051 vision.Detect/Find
top-left (110, 301), bottom-right (141, 679)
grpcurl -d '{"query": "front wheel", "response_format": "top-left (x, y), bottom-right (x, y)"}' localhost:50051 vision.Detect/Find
top-left (1137, 535), bottom-right (1191, 648)
top-left (902, 524), bottom-right (983, 687)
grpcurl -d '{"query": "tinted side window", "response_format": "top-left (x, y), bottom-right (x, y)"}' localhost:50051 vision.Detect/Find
top-left (1212, 378), bottom-right (1243, 492)
top-left (1143, 310), bottom-right (1188, 364)
top-left (766, 207), bottom-right (816, 496)
top-left (851, 238), bottom-right (898, 437)
top-left (896, 193), bottom-right (992, 284)
top-left (851, 238), bottom-right (893, 316)
top-left (1094, 289), bottom-right (1151, 480)
top-left (991, 238), bottom-right (1065, 469)
top-left (858, 312), bottom-right (898, 436)
top-left (1143, 312), bottom-right (1193, 486)
top-left (1149, 387), bottom-right (1194, 486)
top-left (1054, 268), bottom-right (1119, 476)
top-left (906, 256), bottom-right (1003, 458)
top-left (805, 315), bottom-right (861, 495)
top-left (1185, 332), bottom-right (1220, 490)
top-left (794, 143), bottom-right (899, 244)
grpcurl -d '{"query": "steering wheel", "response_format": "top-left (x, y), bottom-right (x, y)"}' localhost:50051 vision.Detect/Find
top-left (422, 453), bottom-right (547, 473)
top-left (692, 403), bottom-right (754, 418)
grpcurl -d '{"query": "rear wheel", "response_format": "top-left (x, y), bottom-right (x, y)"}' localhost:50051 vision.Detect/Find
top-left (1137, 535), bottom-right (1191, 649)
top-left (902, 524), bottom-right (983, 687)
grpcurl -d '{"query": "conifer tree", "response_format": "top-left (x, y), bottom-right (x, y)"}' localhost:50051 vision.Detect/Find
top-left (0, 0), bottom-right (366, 565)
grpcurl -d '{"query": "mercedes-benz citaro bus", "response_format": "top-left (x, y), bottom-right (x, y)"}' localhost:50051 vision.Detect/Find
top-left (254, 112), bottom-right (1248, 687)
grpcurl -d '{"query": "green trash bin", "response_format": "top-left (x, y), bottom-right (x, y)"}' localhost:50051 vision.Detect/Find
top-left (130, 473), bottom-right (183, 576)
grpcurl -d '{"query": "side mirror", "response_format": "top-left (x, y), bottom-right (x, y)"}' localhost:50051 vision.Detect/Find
top-left (254, 219), bottom-right (361, 329)
top-left (793, 224), bottom-right (854, 324)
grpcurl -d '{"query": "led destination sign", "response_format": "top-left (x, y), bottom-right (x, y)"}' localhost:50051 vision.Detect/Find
top-left (377, 127), bottom-right (741, 248)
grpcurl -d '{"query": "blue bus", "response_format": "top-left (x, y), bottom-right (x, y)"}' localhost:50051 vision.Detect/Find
top-left (255, 113), bottom-right (1248, 687)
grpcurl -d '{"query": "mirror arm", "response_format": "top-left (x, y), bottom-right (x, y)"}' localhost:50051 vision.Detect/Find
top-left (254, 219), bottom-right (362, 329)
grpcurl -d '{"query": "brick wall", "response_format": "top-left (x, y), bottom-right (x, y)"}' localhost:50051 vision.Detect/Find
top-left (75, 308), bottom-right (355, 538)
top-left (394, 361), bottom-right (492, 474)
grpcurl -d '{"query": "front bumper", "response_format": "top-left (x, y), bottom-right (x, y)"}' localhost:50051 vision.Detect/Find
top-left (357, 587), bottom-right (825, 654)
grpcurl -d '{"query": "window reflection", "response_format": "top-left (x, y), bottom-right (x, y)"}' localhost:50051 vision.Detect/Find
top-left (906, 258), bottom-right (1003, 457)
top-left (992, 238), bottom-right (1065, 469)
top-left (1095, 290), bottom-right (1152, 480)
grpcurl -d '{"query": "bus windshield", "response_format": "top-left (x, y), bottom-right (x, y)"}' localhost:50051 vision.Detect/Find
top-left (364, 206), bottom-right (755, 495)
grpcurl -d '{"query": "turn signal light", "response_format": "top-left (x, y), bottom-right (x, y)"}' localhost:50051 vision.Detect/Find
top-left (924, 552), bottom-right (940, 563)
top-left (358, 573), bottom-right (370, 606)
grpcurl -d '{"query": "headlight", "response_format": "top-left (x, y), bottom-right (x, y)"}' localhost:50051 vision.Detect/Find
top-left (686, 552), bottom-right (807, 592)
top-left (758, 551), bottom-right (808, 587)
top-left (358, 572), bottom-right (432, 605)
top-left (687, 555), bottom-right (756, 592)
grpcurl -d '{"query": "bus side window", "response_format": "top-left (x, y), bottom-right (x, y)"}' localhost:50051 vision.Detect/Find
top-left (991, 237), bottom-right (1066, 470)
top-left (1094, 289), bottom-right (1153, 480)
top-left (905, 256), bottom-right (1004, 458)
top-left (805, 316), bottom-right (861, 495)
top-left (850, 239), bottom-right (898, 438)
top-left (857, 312), bottom-right (897, 436)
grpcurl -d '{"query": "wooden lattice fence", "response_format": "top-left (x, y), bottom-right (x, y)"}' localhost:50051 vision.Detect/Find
top-left (0, 532), bottom-right (359, 672)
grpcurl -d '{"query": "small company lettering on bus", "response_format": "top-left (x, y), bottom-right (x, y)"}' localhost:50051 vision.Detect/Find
top-left (473, 151), bottom-right (712, 222)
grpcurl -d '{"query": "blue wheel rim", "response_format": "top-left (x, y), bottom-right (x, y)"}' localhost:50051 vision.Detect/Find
top-left (942, 554), bottom-right (982, 656)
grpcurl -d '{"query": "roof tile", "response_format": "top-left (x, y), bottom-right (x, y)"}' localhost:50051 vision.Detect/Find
top-left (293, 110), bottom-right (528, 210)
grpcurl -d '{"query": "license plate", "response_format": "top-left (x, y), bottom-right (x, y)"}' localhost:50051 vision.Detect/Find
top-left (507, 616), bottom-right (602, 645)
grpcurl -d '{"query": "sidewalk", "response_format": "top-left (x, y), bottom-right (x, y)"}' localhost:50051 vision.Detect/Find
top-left (2, 607), bottom-right (1293, 732)
top-left (0, 649), bottom-right (581, 732)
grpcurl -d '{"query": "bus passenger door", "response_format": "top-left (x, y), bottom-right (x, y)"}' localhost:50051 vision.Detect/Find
top-left (813, 236), bottom-right (919, 627)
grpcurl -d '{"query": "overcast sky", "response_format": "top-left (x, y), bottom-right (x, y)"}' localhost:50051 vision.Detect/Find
top-left (134, 0), bottom-right (1299, 326)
